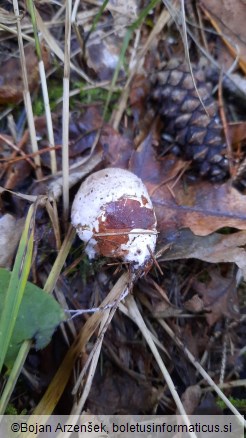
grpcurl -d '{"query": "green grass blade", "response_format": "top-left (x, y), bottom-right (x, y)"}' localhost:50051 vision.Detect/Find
top-left (26, 0), bottom-right (42, 60)
top-left (0, 218), bottom-right (75, 414)
top-left (85, 0), bottom-right (110, 44)
top-left (0, 341), bottom-right (31, 414)
top-left (0, 204), bottom-right (35, 373)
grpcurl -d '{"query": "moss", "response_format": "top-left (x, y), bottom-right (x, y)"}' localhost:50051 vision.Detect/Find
top-left (33, 81), bottom-right (63, 116)
top-left (5, 404), bottom-right (27, 415)
top-left (216, 396), bottom-right (246, 411)
top-left (72, 81), bottom-right (121, 120)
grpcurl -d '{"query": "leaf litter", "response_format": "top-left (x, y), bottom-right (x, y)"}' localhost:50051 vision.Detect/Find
top-left (0, 0), bottom-right (245, 424)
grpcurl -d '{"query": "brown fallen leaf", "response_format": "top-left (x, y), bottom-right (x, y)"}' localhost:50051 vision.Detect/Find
top-left (86, 31), bottom-right (125, 81)
top-left (129, 131), bottom-right (186, 193)
top-left (184, 294), bottom-right (205, 313)
top-left (35, 107), bottom-right (103, 170)
top-left (35, 107), bottom-right (132, 172)
top-left (129, 74), bottom-right (151, 123)
top-left (101, 125), bottom-right (134, 169)
top-left (180, 385), bottom-right (202, 415)
top-left (228, 121), bottom-right (246, 146)
top-left (127, 128), bottom-right (246, 236)
top-left (0, 214), bottom-right (25, 268)
top-left (87, 365), bottom-right (160, 414)
top-left (157, 228), bottom-right (246, 278)
top-left (4, 159), bottom-right (32, 190)
top-left (0, 44), bottom-right (50, 104)
top-left (153, 180), bottom-right (246, 236)
top-left (192, 267), bottom-right (240, 326)
top-left (200, 0), bottom-right (246, 73)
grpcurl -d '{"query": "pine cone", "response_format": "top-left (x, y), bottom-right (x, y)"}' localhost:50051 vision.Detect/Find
top-left (151, 59), bottom-right (229, 181)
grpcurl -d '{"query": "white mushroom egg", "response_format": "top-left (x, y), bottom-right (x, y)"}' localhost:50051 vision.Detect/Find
top-left (71, 168), bottom-right (157, 270)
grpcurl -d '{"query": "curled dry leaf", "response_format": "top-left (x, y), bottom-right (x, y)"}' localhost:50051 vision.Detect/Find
top-left (86, 31), bottom-right (125, 81)
top-left (101, 124), bottom-right (134, 169)
top-left (184, 294), bottom-right (205, 313)
top-left (125, 95), bottom-right (246, 237)
top-left (87, 367), bottom-right (160, 414)
top-left (153, 181), bottom-right (246, 236)
top-left (107, 0), bottom-right (138, 37)
top-left (83, 0), bottom-right (138, 79)
top-left (35, 107), bottom-right (102, 170)
top-left (4, 159), bottom-right (32, 191)
top-left (180, 385), bottom-right (202, 415)
top-left (71, 168), bottom-right (157, 271)
top-left (0, 214), bottom-right (25, 268)
top-left (193, 268), bottom-right (240, 326)
top-left (0, 44), bottom-right (50, 104)
top-left (200, 0), bottom-right (246, 73)
top-left (157, 228), bottom-right (246, 279)
top-left (129, 130), bottom-right (186, 193)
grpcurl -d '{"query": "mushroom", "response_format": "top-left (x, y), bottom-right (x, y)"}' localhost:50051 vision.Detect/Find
top-left (71, 168), bottom-right (157, 271)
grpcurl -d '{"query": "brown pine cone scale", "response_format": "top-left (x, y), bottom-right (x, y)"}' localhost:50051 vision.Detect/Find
top-left (151, 60), bottom-right (229, 181)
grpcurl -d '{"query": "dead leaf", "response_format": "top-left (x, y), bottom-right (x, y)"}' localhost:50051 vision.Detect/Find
top-left (153, 180), bottom-right (246, 236)
top-left (193, 267), bottom-right (240, 326)
top-left (35, 108), bottom-right (103, 170)
top-left (157, 228), bottom-right (246, 279)
top-left (127, 129), bottom-right (246, 236)
top-left (107, 0), bottom-right (138, 37)
top-left (180, 385), bottom-right (202, 415)
top-left (101, 125), bottom-right (133, 169)
top-left (4, 159), bottom-right (32, 190)
top-left (129, 74), bottom-right (151, 123)
top-left (87, 366), bottom-right (160, 414)
top-left (184, 295), bottom-right (205, 313)
top-left (86, 31), bottom-right (125, 81)
top-left (200, 0), bottom-right (246, 73)
top-left (228, 121), bottom-right (246, 145)
top-left (129, 131), bottom-right (186, 193)
top-left (0, 44), bottom-right (50, 104)
top-left (0, 214), bottom-right (25, 268)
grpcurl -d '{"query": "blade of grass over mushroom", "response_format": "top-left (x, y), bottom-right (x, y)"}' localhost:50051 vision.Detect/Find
top-left (26, 0), bottom-right (57, 175)
top-left (0, 203), bottom-right (35, 374)
top-left (85, 0), bottom-right (110, 43)
top-left (62, 0), bottom-right (72, 223)
top-left (103, 0), bottom-right (161, 123)
top-left (12, 0), bottom-right (42, 179)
